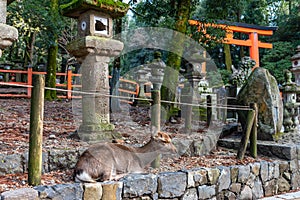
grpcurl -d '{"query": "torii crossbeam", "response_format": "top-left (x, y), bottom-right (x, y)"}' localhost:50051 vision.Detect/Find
top-left (189, 20), bottom-right (278, 67)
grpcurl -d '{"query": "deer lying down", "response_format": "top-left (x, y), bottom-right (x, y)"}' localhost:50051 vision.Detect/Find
top-left (74, 132), bottom-right (177, 183)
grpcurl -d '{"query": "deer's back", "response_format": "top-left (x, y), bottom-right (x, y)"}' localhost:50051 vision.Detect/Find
top-left (74, 142), bottom-right (144, 182)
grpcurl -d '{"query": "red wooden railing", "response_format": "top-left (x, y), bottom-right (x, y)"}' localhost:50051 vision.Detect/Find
top-left (0, 68), bottom-right (140, 103)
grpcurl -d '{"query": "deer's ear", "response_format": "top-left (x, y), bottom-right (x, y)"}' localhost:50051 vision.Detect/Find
top-left (155, 132), bottom-right (172, 143)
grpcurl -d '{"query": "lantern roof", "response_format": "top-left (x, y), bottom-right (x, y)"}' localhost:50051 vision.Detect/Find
top-left (7, 0), bottom-right (15, 5)
top-left (291, 45), bottom-right (300, 61)
top-left (60, 0), bottom-right (129, 19)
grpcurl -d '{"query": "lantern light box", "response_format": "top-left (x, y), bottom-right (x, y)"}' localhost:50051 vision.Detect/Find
top-left (78, 10), bottom-right (112, 37)
top-left (60, 0), bottom-right (129, 38)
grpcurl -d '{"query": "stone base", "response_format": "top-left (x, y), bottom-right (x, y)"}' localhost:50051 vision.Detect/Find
top-left (218, 138), bottom-right (300, 160)
top-left (135, 99), bottom-right (150, 107)
top-left (78, 123), bottom-right (121, 142)
top-left (77, 131), bottom-right (122, 143)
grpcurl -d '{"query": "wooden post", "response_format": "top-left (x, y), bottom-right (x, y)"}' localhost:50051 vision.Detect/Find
top-left (151, 88), bottom-right (161, 168)
top-left (27, 66), bottom-right (33, 98)
top-left (67, 67), bottom-right (72, 99)
top-left (151, 89), bottom-right (161, 132)
top-left (250, 103), bottom-right (258, 158)
top-left (207, 95), bottom-right (212, 126)
top-left (237, 105), bottom-right (255, 160)
top-left (28, 75), bottom-right (45, 186)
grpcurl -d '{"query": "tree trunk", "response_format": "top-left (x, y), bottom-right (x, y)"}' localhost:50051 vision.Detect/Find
top-left (45, 0), bottom-right (58, 100)
top-left (224, 44), bottom-right (232, 72)
top-left (45, 44), bottom-right (58, 100)
top-left (28, 75), bottom-right (45, 186)
top-left (161, 0), bottom-right (191, 121)
top-left (110, 15), bottom-right (123, 112)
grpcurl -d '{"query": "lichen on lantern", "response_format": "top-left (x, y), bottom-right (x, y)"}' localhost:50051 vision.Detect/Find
top-left (60, 0), bottom-right (129, 19)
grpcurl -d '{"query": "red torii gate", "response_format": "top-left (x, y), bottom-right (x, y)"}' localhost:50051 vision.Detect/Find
top-left (189, 20), bottom-right (278, 68)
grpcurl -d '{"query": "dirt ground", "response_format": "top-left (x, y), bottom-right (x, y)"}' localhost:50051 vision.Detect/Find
top-left (0, 98), bottom-right (273, 193)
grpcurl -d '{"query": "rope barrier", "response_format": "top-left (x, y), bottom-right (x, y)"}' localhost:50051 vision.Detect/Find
top-left (0, 82), bottom-right (33, 88)
top-left (0, 82), bottom-right (252, 111)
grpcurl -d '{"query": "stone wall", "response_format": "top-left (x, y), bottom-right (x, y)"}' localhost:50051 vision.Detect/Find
top-left (1, 159), bottom-right (300, 200)
top-left (0, 149), bottom-right (80, 176)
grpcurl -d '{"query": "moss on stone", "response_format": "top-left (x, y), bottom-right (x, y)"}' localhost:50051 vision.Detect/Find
top-left (60, 0), bottom-right (129, 18)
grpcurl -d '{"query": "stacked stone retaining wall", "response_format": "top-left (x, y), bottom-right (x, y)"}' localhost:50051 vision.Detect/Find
top-left (1, 158), bottom-right (300, 200)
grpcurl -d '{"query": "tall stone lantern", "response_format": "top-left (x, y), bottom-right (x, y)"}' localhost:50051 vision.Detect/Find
top-left (0, 0), bottom-right (18, 57)
top-left (290, 46), bottom-right (300, 86)
top-left (61, 0), bottom-right (129, 142)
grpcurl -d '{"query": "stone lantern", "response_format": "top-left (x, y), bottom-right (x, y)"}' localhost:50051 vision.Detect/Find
top-left (136, 68), bottom-right (149, 105)
top-left (61, 0), bottom-right (129, 142)
top-left (181, 52), bottom-right (203, 132)
top-left (281, 70), bottom-right (299, 132)
top-left (61, 1), bottom-right (128, 38)
top-left (0, 0), bottom-right (18, 57)
top-left (149, 51), bottom-right (166, 90)
top-left (148, 51), bottom-right (166, 133)
top-left (290, 46), bottom-right (300, 86)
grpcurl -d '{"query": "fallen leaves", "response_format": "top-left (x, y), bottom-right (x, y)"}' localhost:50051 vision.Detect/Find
top-left (0, 99), bottom-right (272, 194)
top-left (0, 170), bottom-right (73, 193)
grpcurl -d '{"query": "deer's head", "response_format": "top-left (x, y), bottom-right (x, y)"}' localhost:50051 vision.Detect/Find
top-left (149, 132), bottom-right (177, 154)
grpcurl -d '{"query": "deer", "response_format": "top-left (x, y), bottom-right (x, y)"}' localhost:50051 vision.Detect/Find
top-left (74, 131), bottom-right (177, 183)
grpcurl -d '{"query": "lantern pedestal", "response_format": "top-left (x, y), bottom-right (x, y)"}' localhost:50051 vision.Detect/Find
top-left (67, 36), bottom-right (123, 142)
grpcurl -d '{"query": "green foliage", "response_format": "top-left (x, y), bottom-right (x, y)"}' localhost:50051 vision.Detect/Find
top-left (261, 41), bottom-right (295, 84)
top-left (243, 0), bottom-right (268, 25)
top-left (61, 0), bottom-right (129, 10)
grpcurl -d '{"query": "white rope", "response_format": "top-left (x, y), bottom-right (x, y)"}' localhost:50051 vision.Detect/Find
top-left (0, 82), bottom-right (252, 111)
top-left (0, 82), bottom-right (33, 88)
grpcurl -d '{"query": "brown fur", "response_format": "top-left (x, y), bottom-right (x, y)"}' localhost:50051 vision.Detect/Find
top-left (74, 132), bottom-right (176, 182)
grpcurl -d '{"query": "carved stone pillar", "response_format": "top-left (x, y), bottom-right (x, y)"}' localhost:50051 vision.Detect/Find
top-left (67, 36), bottom-right (124, 142)
top-left (0, 0), bottom-right (7, 23)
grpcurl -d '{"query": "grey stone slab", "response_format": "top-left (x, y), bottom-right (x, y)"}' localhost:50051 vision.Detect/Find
top-left (252, 177), bottom-right (264, 199)
top-left (218, 139), bottom-right (297, 161)
top-left (207, 167), bottom-right (220, 185)
top-left (291, 172), bottom-right (300, 190)
top-left (198, 185), bottom-right (216, 200)
top-left (277, 177), bottom-right (290, 193)
top-left (48, 149), bottom-right (79, 171)
top-left (181, 188), bottom-right (198, 200)
top-left (158, 172), bottom-right (187, 198)
top-left (260, 161), bottom-right (269, 183)
top-left (239, 185), bottom-right (252, 200)
top-left (123, 173), bottom-right (157, 198)
top-left (264, 179), bottom-right (278, 197)
top-left (237, 165), bottom-right (250, 184)
top-left (34, 183), bottom-right (83, 200)
top-left (250, 162), bottom-right (260, 176)
top-left (1, 188), bottom-right (38, 200)
top-left (186, 168), bottom-right (207, 188)
top-left (217, 166), bottom-right (231, 192)
top-left (0, 154), bottom-right (22, 175)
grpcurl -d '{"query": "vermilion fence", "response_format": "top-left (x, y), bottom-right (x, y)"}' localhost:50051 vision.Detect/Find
top-left (0, 68), bottom-right (140, 104)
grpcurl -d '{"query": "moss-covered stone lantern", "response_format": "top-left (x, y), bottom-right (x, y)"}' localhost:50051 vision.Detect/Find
top-left (61, 0), bottom-right (129, 38)
top-left (61, 0), bottom-right (129, 142)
